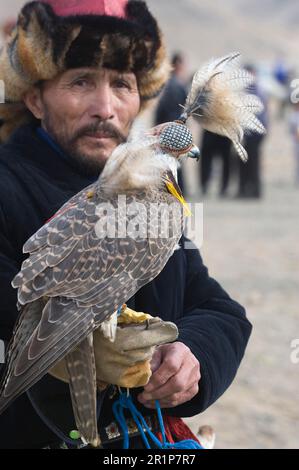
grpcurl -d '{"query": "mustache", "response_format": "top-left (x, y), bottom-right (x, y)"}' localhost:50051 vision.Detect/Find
top-left (72, 122), bottom-right (127, 145)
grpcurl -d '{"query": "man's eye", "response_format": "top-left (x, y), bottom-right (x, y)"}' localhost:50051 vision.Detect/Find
top-left (72, 79), bottom-right (90, 88)
top-left (115, 79), bottom-right (131, 89)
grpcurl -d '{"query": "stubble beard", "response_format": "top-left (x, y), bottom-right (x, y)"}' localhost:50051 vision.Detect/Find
top-left (42, 112), bottom-right (128, 176)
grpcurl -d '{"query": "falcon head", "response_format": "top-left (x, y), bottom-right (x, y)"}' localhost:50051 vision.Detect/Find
top-left (156, 121), bottom-right (200, 161)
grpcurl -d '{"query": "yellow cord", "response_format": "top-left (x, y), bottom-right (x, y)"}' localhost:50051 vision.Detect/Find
top-left (165, 180), bottom-right (192, 217)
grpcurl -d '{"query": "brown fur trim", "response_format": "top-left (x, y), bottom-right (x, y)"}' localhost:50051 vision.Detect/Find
top-left (138, 36), bottom-right (172, 101)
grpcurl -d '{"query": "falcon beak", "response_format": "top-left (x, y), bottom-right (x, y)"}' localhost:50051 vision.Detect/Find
top-left (185, 144), bottom-right (200, 161)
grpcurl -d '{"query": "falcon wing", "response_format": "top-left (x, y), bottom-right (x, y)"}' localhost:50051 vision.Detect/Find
top-left (0, 297), bottom-right (95, 415)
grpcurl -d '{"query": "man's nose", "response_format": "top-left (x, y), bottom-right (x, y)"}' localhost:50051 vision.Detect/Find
top-left (88, 84), bottom-right (114, 121)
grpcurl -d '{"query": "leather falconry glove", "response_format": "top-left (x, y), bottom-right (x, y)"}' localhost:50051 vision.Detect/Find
top-left (49, 305), bottom-right (179, 389)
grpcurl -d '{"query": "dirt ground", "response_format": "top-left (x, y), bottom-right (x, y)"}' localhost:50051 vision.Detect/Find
top-left (183, 106), bottom-right (299, 449)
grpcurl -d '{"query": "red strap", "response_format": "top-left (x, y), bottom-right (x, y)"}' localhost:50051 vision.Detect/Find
top-left (41, 0), bottom-right (128, 18)
top-left (156, 416), bottom-right (201, 445)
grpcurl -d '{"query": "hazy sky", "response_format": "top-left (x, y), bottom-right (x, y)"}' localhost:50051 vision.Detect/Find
top-left (0, 0), bottom-right (25, 19)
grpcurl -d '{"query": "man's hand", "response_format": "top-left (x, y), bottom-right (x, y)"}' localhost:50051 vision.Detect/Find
top-left (137, 342), bottom-right (200, 409)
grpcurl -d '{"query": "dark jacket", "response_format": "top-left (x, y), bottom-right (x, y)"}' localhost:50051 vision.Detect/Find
top-left (0, 125), bottom-right (252, 448)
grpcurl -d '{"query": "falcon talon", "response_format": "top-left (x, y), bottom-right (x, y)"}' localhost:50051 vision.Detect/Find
top-left (87, 191), bottom-right (95, 199)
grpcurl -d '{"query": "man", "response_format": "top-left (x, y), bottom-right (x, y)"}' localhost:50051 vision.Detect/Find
top-left (236, 64), bottom-right (268, 199)
top-left (200, 130), bottom-right (232, 197)
top-left (155, 52), bottom-right (188, 125)
top-left (0, 0), bottom-right (252, 449)
top-left (155, 52), bottom-right (189, 193)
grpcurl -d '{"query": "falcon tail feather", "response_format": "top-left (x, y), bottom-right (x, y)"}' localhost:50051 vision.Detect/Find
top-left (65, 335), bottom-right (101, 448)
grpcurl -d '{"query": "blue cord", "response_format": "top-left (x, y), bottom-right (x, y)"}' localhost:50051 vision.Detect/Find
top-left (112, 392), bottom-right (158, 449)
top-left (112, 391), bottom-right (204, 449)
top-left (154, 399), bottom-right (204, 449)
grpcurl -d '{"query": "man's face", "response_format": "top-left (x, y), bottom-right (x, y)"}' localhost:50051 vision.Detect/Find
top-left (28, 68), bottom-right (140, 173)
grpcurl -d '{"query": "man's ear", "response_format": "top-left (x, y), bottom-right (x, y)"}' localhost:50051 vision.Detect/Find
top-left (23, 86), bottom-right (44, 120)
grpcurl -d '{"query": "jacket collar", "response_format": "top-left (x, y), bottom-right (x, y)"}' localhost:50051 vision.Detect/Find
top-left (5, 124), bottom-right (99, 186)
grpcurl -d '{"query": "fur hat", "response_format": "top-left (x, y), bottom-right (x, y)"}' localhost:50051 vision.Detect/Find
top-left (0, 0), bottom-right (171, 142)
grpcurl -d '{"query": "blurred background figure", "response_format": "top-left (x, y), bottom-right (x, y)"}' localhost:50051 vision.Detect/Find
top-left (273, 56), bottom-right (291, 120)
top-left (236, 64), bottom-right (269, 199)
top-left (289, 101), bottom-right (299, 187)
top-left (199, 131), bottom-right (232, 197)
top-left (155, 51), bottom-right (189, 193)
